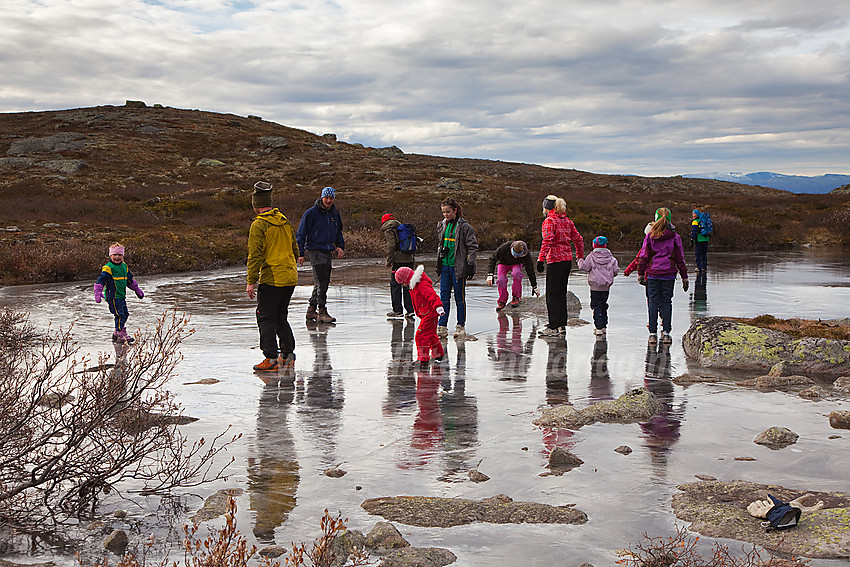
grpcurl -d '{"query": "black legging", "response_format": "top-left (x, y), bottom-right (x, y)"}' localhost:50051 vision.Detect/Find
top-left (545, 261), bottom-right (572, 329)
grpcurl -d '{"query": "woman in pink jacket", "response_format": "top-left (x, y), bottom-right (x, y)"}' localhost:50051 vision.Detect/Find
top-left (537, 196), bottom-right (584, 337)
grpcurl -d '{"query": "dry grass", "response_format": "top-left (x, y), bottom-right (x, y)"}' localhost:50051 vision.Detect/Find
top-left (740, 315), bottom-right (850, 341)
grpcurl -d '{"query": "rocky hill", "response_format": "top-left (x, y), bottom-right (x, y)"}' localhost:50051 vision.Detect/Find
top-left (1, 103), bottom-right (847, 284)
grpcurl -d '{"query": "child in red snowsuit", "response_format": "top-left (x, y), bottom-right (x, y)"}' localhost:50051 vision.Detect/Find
top-left (395, 265), bottom-right (445, 364)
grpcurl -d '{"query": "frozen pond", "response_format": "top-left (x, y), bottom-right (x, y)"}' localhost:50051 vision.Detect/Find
top-left (2, 248), bottom-right (849, 566)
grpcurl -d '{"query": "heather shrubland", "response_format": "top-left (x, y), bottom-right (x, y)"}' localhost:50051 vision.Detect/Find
top-left (2, 104), bottom-right (848, 284)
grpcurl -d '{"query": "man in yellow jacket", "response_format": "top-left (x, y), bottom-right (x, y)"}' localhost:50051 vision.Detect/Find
top-left (246, 181), bottom-right (299, 372)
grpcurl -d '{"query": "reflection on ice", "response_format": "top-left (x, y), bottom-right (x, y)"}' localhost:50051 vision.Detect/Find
top-left (1, 250), bottom-right (849, 566)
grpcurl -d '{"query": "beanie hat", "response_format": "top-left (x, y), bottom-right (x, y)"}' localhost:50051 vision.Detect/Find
top-left (321, 186), bottom-right (336, 199)
top-left (381, 213), bottom-right (395, 224)
top-left (510, 240), bottom-right (528, 257)
top-left (395, 266), bottom-right (414, 286)
top-left (542, 195), bottom-right (557, 211)
top-left (109, 244), bottom-right (125, 256)
top-left (593, 236), bottom-right (608, 248)
top-left (655, 208), bottom-right (672, 223)
top-left (692, 208), bottom-right (701, 215)
top-left (252, 181), bottom-right (273, 209)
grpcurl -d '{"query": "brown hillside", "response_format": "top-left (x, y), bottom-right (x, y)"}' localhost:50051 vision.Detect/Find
top-left (1, 103), bottom-right (848, 284)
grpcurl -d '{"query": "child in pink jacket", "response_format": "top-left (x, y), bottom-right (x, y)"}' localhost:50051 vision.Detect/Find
top-left (577, 236), bottom-right (620, 336)
top-left (395, 265), bottom-right (446, 366)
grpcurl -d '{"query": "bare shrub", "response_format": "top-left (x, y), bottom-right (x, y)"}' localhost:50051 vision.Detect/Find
top-left (0, 309), bottom-right (239, 533)
top-left (616, 525), bottom-right (810, 566)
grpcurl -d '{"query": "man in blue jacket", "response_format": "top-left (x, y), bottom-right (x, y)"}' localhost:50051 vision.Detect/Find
top-left (296, 187), bottom-right (345, 323)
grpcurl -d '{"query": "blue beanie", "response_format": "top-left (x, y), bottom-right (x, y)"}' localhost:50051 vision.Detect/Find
top-left (593, 236), bottom-right (608, 248)
top-left (321, 186), bottom-right (336, 199)
top-left (692, 208), bottom-right (700, 215)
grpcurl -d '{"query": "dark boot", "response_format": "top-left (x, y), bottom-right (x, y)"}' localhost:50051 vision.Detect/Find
top-left (317, 307), bottom-right (336, 323)
top-left (306, 305), bottom-right (318, 320)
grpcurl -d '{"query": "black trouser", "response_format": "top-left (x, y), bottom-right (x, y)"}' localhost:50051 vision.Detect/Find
top-left (306, 249), bottom-right (332, 308)
top-left (545, 261), bottom-right (571, 329)
top-left (256, 284), bottom-right (295, 359)
top-left (390, 261), bottom-right (414, 314)
top-left (590, 289), bottom-right (609, 329)
top-left (694, 240), bottom-right (708, 271)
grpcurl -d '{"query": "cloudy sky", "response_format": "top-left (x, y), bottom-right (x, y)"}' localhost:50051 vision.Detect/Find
top-left (2, 0), bottom-right (849, 176)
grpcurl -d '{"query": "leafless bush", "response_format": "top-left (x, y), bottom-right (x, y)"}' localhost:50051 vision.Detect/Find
top-left (0, 309), bottom-right (239, 534)
top-left (616, 525), bottom-right (810, 566)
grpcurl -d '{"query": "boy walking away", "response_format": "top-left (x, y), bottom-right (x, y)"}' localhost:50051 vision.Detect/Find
top-left (247, 181), bottom-right (299, 373)
top-left (577, 236), bottom-right (620, 337)
top-left (486, 240), bottom-right (538, 311)
top-left (381, 212), bottom-right (415, 320)
top-left (690, 208), bottom-right (711, 272)
top-left (395, 265), bottom-right (446, 368)
top-left (296, 186), bottom-right (345, 323)
top-left (94, 243), bottom-right (144, 344)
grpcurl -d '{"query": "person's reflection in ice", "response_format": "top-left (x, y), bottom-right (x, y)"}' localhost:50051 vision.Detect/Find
top-left (296, 321), bottom-right (344, 466)
top-left (437, 341), bottom-right (478, 481)
top-left (544, 337), bottom-right (569, 406)
top-left (384, 318), bottom-right (417, 416)
top-left (690, 270), bottom-right (708, 319)
top-left (405, 364), bottom-right (443, 468)
top-left (248, 378), bottom-right (299, 544)
top-left (640, 341), bottom-right (685, 477)
top-left (487, 312), bottom-right (536, 381)
top-left (541, 336), bottom-right (574, 451)
top-left (588, 337), bottom-right (613, 402)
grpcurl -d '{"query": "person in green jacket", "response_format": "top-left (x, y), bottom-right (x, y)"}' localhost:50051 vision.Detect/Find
top-left (246, 181), bottom-right (299, 373)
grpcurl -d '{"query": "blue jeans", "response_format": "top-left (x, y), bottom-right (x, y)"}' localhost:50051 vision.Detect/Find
top-left (646, 278), bottom-right (675, 334)
top-left (438, 265), bottom-right (466, 327)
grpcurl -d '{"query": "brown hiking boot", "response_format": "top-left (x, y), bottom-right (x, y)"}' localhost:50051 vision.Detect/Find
top-left (317, 307), bottom-right (336, 323)
top-left (306, 306), bottom-right (318, 320)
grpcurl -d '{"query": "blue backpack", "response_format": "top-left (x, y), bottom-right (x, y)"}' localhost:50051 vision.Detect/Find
top-left (698, 212), bottom-right (714, 236)
top-left (396, 223), bottom-right (418, 254)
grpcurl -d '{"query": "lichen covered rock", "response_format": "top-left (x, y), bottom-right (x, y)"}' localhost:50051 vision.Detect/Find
top-left (533, 387), bottom-right (661, 429)
top-left (672, 480), bottom-right (850, 559)
top-left (361, 494), bottom-right (587, 528)
top-left (683, 317), bottom-right (850, 376)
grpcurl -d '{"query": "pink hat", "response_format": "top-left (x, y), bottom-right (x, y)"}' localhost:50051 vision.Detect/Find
top-left (395, 266), bottom-right (414, 285)
top-left (109, 245), bottom-right (125, 255)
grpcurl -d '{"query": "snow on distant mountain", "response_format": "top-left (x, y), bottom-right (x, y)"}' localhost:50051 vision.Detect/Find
top-left (682, 172), bottom-right (850, 194)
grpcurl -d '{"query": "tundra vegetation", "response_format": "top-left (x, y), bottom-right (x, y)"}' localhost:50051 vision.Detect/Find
top-left (1, 104), bottom-right (849, 284)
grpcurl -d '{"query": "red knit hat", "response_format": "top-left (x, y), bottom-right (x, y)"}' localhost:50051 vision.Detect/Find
top-left (381, 213), bottom-right (395, 224)
top-left (395, 266), bottom-right (414, 285)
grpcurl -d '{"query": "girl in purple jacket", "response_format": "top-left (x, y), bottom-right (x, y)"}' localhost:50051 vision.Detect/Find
top-left (636, 208), bottom-right (689, 344)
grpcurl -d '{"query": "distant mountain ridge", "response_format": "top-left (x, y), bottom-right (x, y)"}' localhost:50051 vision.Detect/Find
top-left (682, 172), bottom-right (850, 194)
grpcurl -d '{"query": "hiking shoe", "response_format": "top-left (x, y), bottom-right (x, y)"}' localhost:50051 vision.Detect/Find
top-left (415, 359), bottom-right (430, 370)
top-left (253, 357), bottom-right (279, 372)
top-left (453, 325), bottom-right (466, 338)
top-left (386, 311), bottom-right (404, 319)
top-left (661, 332), bottom-right (673, 344)
top-left (306, 306), bottom-right (318, 321)
top-left (510, 297), bottom-right (521, 308)
top-left (278, 352), bottom-right (296, 371)
top-left (648, 334), bottom-right (658, 344)
top-left (405, 312), bottom-right (416, 320)
top-left (538, 326), bottom-right (562, 337)
top-left (594, 328), bottom-right (606, 336)
top-left (112, 331), bottom-right (121, 342)
top-left (496, 301), bottom-right (506, 312)
top-left (317, 307), bottom-right (336, 324)
top-left (436, 325), bottom-right (448, 338)
top-left (117, 329), bottom-right (135, 344)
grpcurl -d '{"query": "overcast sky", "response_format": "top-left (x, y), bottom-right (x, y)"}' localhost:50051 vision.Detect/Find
top-left (2, 0), bottom-right (849, 176)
